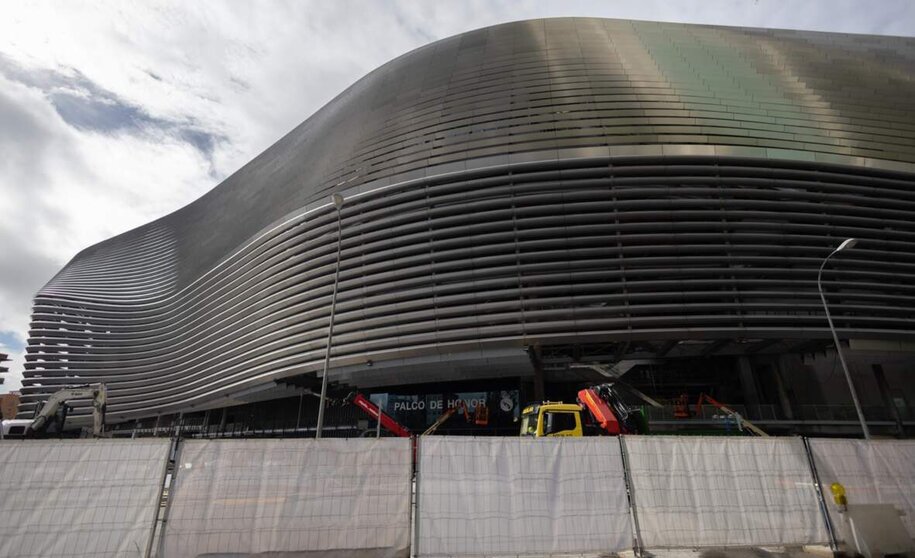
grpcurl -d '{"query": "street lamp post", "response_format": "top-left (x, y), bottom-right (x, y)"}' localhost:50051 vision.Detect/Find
top-left (817, 238), bottom-right (870, 439)
top-left (316, 193), bottom-right (345, 439)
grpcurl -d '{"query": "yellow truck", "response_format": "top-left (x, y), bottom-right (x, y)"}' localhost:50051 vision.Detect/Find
top-left (519, 402), bottom-right (586, 437)
top-left (520, 384), bottom-right (648, 437)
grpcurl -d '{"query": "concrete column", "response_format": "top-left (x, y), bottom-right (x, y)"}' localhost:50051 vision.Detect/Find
top-left (873, 364), bottom-right (905, 438)
top-left (528, 344), bottom-right (545, 402)
top-left (737, 355), bottom-right (761, 409)
top-left (772, 357), bottom-right (795, 420)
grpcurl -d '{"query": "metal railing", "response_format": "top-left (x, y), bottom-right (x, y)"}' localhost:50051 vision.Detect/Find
top-left (645, 403), bottom-right (912, 428)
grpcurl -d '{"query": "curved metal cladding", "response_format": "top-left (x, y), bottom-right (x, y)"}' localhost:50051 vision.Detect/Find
top-left (22, 18), bottom-right (915, 422)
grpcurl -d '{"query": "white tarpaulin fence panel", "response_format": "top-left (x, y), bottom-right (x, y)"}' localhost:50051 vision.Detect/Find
top-left (416, 436), bottom-right (633, 557)
top-left (809, 438), bottom-right (915, 540)
top-left (624, 436), bottom-right (829, 548)
top-left (161, 438), bottom-right (412, 558)
top-left (0, 439), bottom-right (170, 558)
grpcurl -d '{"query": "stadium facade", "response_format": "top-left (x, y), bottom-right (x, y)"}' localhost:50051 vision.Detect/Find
top-left (22, 18), bottom-right (915, 435)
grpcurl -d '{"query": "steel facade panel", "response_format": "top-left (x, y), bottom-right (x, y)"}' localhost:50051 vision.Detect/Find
top-left (21, 18), bottom-right (915, 421)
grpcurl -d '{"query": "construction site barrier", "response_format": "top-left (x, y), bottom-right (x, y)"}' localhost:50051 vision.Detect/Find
top-left (809, 438), bottom-right (915, 541)
top-left (2, 435), bottom-right (914, 556)
top-left (159, 438), bottom-right (413, 558)
top-left (414, 436), bottom-right (633, 557)
top-left (622, 435), bottom-right (831, 549)
top-left (0, 439), bottom-right (171, 558)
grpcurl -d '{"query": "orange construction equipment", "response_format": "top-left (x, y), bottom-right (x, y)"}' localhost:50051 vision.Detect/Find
top-left (423, 401), bottom-right (471, 435)
top-left (577, 386), bottom-right (625, 434)
top-left (673, 394), bottom-right (691, 419)
top-left (473, 404), bottom-right (490, 426)
top-left (695, 393), bottom-right (768, 436)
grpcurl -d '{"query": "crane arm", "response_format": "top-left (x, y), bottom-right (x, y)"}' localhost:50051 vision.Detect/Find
top-left (696, 393), bottom-right (768, 437)
top-left (423, 406), bottom-right (459, 436)
top-left (347, 393), bottom-right (412, 437)
top-left (576, 382), bottom-right (648, 435)
top-left (422, 400), bottom-right (474, 436)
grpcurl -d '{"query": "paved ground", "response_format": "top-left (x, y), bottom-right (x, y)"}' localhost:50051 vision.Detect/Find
top-left (614, 546), bottom-right (837, 558)
top-left (698, 547), bottom-right (834, 558)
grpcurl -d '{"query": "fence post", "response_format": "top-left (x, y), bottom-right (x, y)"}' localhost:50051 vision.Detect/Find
top-left (411, 436), bottom-right (420, 558)
top-left (145, 437), bottom-right (179, 558)
top-left (802, 437), bottom-right (839, 552)
top-left (618, 436), bottom-right (645, 557)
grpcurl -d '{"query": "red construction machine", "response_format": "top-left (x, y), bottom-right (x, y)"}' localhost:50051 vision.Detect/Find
top-left (345, 392), bottom-right (488, 437)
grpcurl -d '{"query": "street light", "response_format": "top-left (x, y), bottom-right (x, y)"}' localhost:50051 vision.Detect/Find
top-left (817, 237), bottom-right (870, 439)
top-left (316, 193), bottom-right (345, 439)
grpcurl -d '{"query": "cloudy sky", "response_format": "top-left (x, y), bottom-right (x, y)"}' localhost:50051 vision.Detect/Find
top-left (1, 0), bottom-right (913, 392)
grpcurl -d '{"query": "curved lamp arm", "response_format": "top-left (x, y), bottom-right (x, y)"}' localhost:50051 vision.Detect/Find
top-left (817, 238), bottom-right (869, 439)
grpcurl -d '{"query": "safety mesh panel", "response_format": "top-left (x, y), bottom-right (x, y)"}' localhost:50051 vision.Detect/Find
top-left (416, 436), bottom-right (633, 557)
top-left (624, 436), bottom-right (828, 548)
top-left (161, 438), bottom-right (412, 558)
top-left (0, 439), bottom-right (170, 558)
top-left (809, 438), bottom-right (915, 540)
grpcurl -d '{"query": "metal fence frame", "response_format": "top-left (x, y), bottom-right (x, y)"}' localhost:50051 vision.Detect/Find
top-left (1, 435), bottom-right (912, 557)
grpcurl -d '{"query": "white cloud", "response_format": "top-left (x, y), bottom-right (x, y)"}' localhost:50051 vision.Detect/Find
top-left (0, 70), bottom-right (217, 392)
top-left (0, 0), bottom-right (912, 392)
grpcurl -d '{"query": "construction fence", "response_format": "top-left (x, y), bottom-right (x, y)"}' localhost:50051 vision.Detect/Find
top-left (0, 439), bottom-right (170, 558)
top-left (0, 436), bottom-right (912, 558)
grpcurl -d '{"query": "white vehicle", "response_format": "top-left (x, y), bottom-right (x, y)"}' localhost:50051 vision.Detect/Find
top-left (1, 419), bottom-right (34, 439)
